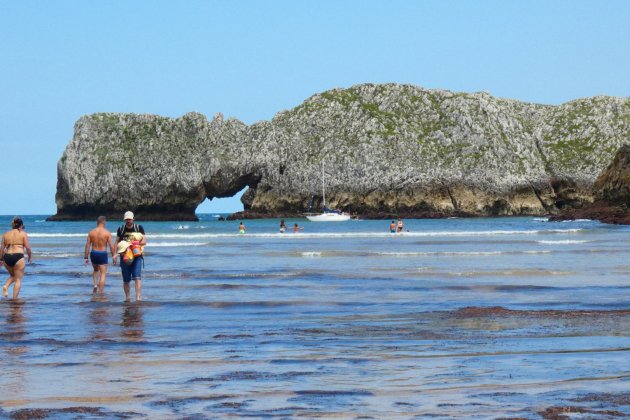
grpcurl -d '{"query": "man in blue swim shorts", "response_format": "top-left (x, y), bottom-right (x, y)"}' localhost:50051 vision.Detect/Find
top-left (116, 211), bottom-right (147, 301)
top-left (84, 216), bottom-right (117, 294)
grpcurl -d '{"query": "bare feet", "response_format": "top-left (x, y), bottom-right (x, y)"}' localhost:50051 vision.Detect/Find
top-left (136, 295), bottom-right (141, 301)
top-left (93, 286), bottom-right (98, 294)
top-left (2, 285), bottom-right (7, 297)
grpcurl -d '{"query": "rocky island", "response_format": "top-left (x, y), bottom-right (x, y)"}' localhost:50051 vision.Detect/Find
top-left (49, 83), bottom-right (630, 221)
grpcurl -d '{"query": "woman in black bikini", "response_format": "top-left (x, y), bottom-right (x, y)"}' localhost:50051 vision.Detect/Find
top-left (1, 217), bottom-right (32, 299)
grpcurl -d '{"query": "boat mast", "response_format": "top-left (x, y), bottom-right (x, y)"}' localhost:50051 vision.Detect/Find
top-left (322, 160), bottom-right (326, 209)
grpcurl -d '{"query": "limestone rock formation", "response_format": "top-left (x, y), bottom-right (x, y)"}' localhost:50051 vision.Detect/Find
top-left (593, 144), bottom-right (630, 205)
top-left (550, 145), bottom-right (630, 224)
top-left (49, 84), bottom-right (630, 221)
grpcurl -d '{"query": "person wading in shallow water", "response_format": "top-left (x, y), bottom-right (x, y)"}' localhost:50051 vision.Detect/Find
top-left (84, 216), bottom-right (117, 294)
top-left (116, 211), bottom-right (147, 302)
top-left (396, 218), bottom-right (405, 233)
top-left (1, 217), bottom-right (32, 299)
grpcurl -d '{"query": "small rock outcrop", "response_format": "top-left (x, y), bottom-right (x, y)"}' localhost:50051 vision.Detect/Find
top-left (49, 84), bottom-right (630, 221)
top-left (550, 145), bottom-right (630, 224)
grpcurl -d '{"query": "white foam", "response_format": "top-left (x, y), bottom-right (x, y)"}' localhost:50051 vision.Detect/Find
top-left (147, 242), bottom-right (208, 247)
top-left (140, 228), bottom-right (584, 240)
top-left (301, 251), bottom-right (322, 257)
top-left (379, 251), bottom-right (504, 257)
top-left (26, 228), bottom-right (585, 240)
top-left (533, 217), bottom-right (549, 222)
top-left (29, 233), bottom-right (85, 238)
top-left (37, 252), bottom-right (79, 258)
top-left (537, 240), bottom-right (590, 245)
top-left (377, 249), bottom-right (558, 257)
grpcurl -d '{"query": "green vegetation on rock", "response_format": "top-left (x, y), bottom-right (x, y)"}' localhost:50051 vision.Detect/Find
top-left (53, 83), bottom-right (630, 220)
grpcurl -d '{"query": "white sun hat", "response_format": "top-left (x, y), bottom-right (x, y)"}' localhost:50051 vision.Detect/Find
top-left (124, 211), bottom-right (134, 220)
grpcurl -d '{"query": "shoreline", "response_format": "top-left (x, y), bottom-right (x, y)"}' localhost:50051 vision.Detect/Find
top-left (37, 208), bottom-right (630, 225)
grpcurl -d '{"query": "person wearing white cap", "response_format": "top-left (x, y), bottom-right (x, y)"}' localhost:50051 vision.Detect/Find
top-left (116, 211), bottom-right (147, 301)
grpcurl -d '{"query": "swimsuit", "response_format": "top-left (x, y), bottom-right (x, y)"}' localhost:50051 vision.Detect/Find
top-left (3, 253), bottom-right (24, 267)
top-left (3, 237), bottom-right (24, 267)
top-left (90, 250), bottom-right (108, 265)
top-left (239, 229), bottom-right (245, 234)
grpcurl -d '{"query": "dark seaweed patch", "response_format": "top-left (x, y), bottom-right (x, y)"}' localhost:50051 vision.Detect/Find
top-left (572, 392), bottom-right (630, 405)
top-left (207, 401), bottom-right (248, 411)
top-left (151, 394), bottom-right (236, 409)
top-left (187, 370), bottom-right (316, 383)
top-left (394, 402), bottom-right (415, 406)
top-left (8, 407), bottom-right (142, 419)
top-left (287, 389), bottom-right (373, 409)
top-left (538, 406), bottom-right (626, 419)
top-left (453, 306), bottom-right (630, 318)
top-left (212, 334), bottom-right (254, 339)
top-left (472, 392), bottom-right (526, 399)
top-left (294, 390), bottom-right (373, 397)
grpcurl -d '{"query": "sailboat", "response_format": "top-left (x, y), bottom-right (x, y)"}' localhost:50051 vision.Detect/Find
top-left (306, 162), bottom-right (351, 222)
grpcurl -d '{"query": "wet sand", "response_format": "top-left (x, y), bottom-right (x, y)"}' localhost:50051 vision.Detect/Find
top-left (1, 298), bottom-right (629, 419)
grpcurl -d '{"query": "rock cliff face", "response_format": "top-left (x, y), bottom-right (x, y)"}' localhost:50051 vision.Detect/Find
top-left (550, 145), bottom-right (630, 224)
top-left (50, 84), bottom-right (630, 221)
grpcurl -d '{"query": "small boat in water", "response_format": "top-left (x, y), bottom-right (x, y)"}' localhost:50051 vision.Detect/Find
top-left (306, 161), bottom-right (351, 222)
top-left (306, 209), bottom-right (351, 222)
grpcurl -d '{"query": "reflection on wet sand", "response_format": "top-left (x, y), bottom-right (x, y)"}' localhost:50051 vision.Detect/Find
top-left (121, 303), bottom-right (144, 342)
top-left (88, 295), bottom-right (111, 342)
top-left (1, 301), bottom-right (28, 398)
top-left (2, 301), bottom-right (27, 355)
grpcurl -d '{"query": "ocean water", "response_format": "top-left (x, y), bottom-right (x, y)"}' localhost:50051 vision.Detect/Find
top-left (1, 214), bottom-right (629, 418)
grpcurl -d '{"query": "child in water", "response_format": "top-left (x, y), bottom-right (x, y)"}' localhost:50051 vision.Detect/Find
top-left (293, 223), bottom-right (303, 233)
top-left (279, 219), bottom-right (286, 233)
top-left (238, 222), bottom-right (246, 234)
top-left (389, 220), bottom-right (396, 233)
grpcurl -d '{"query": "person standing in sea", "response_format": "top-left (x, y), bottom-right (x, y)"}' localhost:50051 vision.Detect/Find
top-left (84, 216), bottom-right (117, 294)
top-left (396, 218), bottom-right (405, 233)
top-left (1, 217), bottom-right (32, 299)
top-left (116, 211), bottom-right (146, 301)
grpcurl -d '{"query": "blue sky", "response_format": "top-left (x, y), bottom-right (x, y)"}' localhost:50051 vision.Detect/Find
top-left (1, 0), bottom-right (629, 215)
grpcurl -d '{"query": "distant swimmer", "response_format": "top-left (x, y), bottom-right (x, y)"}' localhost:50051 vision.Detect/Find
top-left (293, 223), bottom-right (303, 233)
top-left (396, 218), bottom-right (404, 233)
top-left (116, 211), bottom-right (146, 302)
top-left (1, 217), bottom-right (32, 299)
top-left (389, 220), bottom-right (396, 233)
top-left (84, 216), bottom-right (117, 294)
top-left (239, 222), bottom-right (246, 234)
top-left (279, 219), bottom-right (286, 233)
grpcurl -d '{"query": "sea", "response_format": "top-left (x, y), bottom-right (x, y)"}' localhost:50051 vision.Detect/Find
top-left (0, 214), bottom-right (629, 419)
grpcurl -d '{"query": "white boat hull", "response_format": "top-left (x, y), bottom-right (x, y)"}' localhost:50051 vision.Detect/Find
top-left (306, 213), bottom-right (351, 222)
